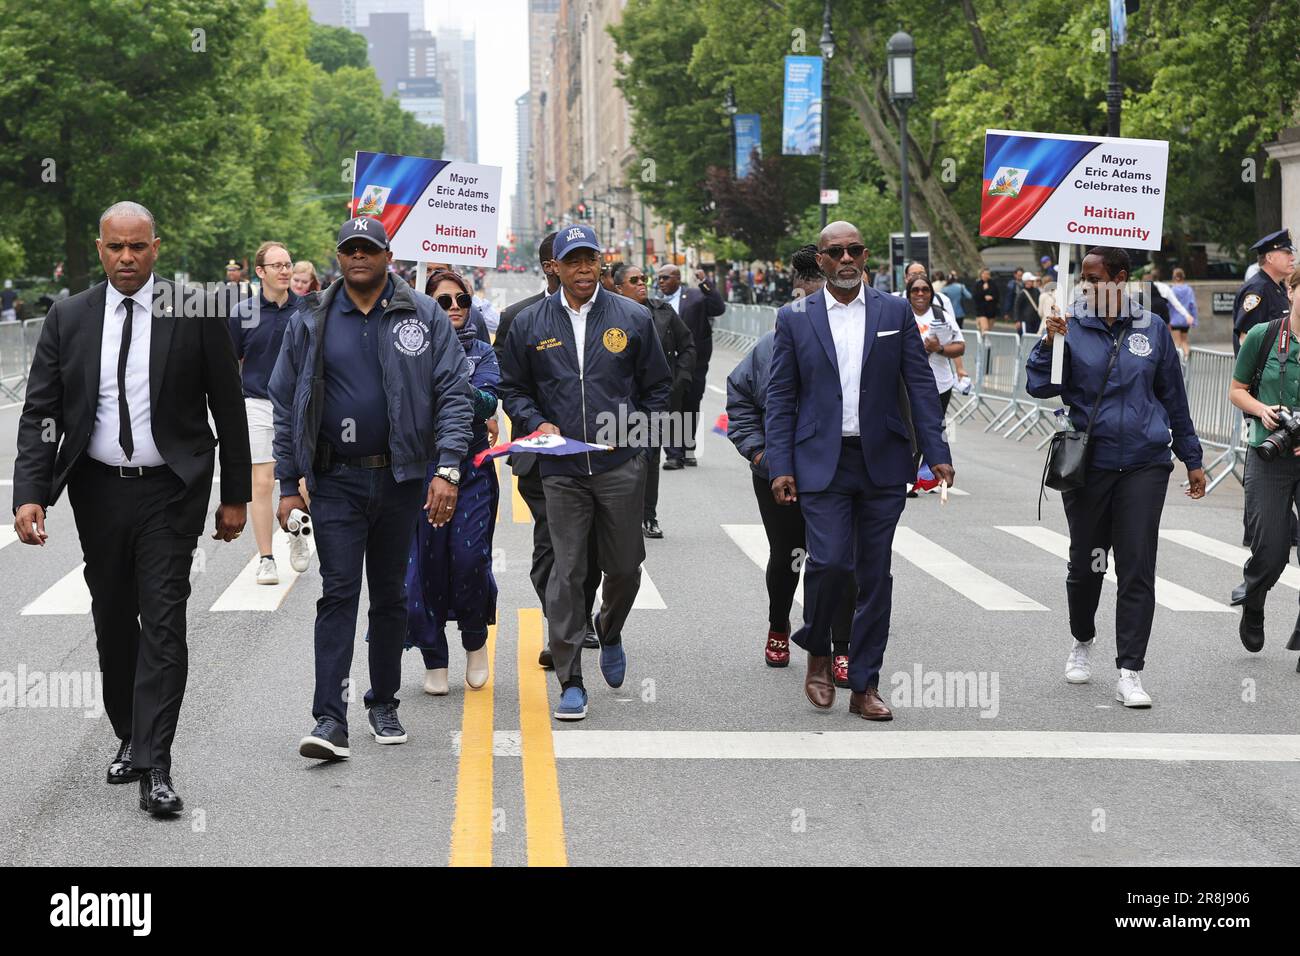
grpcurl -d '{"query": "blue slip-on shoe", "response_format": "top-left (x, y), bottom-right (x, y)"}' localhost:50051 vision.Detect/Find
top-left (599, 641), bottom-right (626, 688)
top-left (554, 686), bottom-right (588, 721)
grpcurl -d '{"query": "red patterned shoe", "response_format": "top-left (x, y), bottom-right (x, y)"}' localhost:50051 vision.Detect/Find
top-left (832, 655), bottom-right (850, 688)
top-left (765, 631), bottom-right (790, 667)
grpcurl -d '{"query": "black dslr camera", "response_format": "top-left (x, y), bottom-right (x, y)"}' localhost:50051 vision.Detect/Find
top-left (1257, 406), bottom-right (1300, 461)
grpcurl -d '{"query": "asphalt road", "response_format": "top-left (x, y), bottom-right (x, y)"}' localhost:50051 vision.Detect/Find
top-left (1, 274), bottom-right (1296, 866)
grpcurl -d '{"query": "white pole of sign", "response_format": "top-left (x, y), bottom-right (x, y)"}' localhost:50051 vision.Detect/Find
top-left (1051, 241), bottom-right (1070, 385)
top-left (416, 261), bottom-right (427, 296)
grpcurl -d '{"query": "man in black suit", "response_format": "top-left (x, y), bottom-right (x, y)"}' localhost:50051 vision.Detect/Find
top-left (494, 232), bottom-right (599, 667)
top-left (655, 264), bottom-right (725, 468)
top-left (12, 201), bottom-right (250, 816)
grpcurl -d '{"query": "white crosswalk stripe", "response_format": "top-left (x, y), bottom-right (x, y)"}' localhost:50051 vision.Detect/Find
top-left (0, 527), bottom-right (17, 552)
top-left (1159, 528), bottom-right (1300, 591)
top-left (724, 523), bottom-right (1044, 611)
top-left (997, 525), bottom-right (1234, 613)
top-left (209, 531), bottom-right (318, 612)
top-left (22, 564), bottom-right (92, 615)
top-left (891, 527), bottom-right (1047, 611)
top-left (593, 566), bottom-right (667, 610)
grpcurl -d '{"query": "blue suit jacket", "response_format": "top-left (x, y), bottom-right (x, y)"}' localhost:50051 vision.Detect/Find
top-left (765, 285), bottom-right (950, 493)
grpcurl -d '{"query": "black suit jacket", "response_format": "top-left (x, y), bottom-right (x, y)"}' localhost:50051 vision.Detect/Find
top-left (13, 277), bottom-right (252, 534)
top-left (494, 288), bottom-right (549, 476)
top-left (663, 280), bottom-right (725, 370)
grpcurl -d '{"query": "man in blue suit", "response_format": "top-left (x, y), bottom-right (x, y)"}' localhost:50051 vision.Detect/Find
top-left (765, 221), bottom-right (954, 720)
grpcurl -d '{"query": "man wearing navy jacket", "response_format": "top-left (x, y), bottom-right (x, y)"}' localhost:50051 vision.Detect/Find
top-left (499, 224), bottom-right (672, 721)
top-left (765, 221), bottom-right (953, 720)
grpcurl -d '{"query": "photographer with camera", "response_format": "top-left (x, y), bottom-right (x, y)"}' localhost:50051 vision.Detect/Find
top-left (1228, 266), bottom-right (1300, 669)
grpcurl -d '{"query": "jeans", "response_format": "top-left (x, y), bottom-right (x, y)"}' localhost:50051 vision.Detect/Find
top-left (309, 465), bottom-right (423, 729)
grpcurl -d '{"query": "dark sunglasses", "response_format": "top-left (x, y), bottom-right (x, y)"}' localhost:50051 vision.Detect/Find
top-left (820, 243), bottom-right (866, 260)
top-left (623, 275), bottom-right (647, 285)
top-left (436, 292), bottom-right (473, 311)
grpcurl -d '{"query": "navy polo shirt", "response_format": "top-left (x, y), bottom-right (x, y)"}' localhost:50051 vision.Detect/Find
top-left (228, 290), bottom-right (301, 399)
top-left (320, 278), bottom-right (393, 457)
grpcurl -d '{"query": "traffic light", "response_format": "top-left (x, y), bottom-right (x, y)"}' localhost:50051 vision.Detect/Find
top-left (544, 217), bottom-right (554, 228)
top-left (576, 202), bottom-right (587, 221)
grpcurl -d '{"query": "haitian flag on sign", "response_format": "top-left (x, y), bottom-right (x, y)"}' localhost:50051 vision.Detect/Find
top-left (472, 430), bottom-right (613, 468)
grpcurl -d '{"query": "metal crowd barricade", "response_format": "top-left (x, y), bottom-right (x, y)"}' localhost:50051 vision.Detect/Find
top-left (1183, 346), bottom-right (1244, 492)
top-left (1002, 334), bottom-right (1060, 441)
top-left (952, 331), bottom-right (1021, 431)
top-left (712, 302), bottom-right (774, 356)
top-left (948, 329), bottom-right (984, 423)
top-left (0, 319), bottom-right (26, 401)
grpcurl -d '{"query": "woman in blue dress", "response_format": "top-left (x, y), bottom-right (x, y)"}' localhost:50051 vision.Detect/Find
top-left (410, 268), bottom-right (501, 695)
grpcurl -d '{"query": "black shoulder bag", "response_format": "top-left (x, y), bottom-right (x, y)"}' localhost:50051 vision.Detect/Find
top-left (1038, 328), bottom-right (1127, 518)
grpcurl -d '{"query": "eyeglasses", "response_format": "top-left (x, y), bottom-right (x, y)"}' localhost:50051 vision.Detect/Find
top-left (820, 244), bottom-right (866, 260)
top-left (908, 286), bottom-right (933, 295)
top-left (623, 275), bottom-right (647, 285)
top-left (261, 261), bottom-right (293, 272)
top-left (436, 292), bottom-right (474, 312)
top-left (339, 242), bottom-right (380, 257)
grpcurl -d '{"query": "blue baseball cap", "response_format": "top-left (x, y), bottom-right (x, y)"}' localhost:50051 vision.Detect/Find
top-left (337, 216), bottom-right (389, 251)
top-left (553, 223), bottom-right (601, 260)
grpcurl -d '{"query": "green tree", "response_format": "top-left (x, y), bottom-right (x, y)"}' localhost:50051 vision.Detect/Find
top-left (307, 21), bottom-right (369, 73)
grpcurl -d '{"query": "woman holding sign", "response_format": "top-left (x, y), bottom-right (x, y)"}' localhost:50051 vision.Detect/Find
top-left (403, 269), bottom-right (501, 696)
top-left (1026, 246), bottom-right (1205, 709)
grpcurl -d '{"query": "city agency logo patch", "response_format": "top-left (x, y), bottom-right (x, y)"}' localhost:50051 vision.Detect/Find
top-left (394, 317), bottom-right (429, 357)
top-left (987, 166), bottom-right (1027, 198)
top-left (1242, 293), bottom-right (1261, 312)
top-left (603, 327), bottom-right (627, 353)
top-left (1127, 332), bottom-right (1152, 357)
top-left (356, 184), bottom-right (391, 217)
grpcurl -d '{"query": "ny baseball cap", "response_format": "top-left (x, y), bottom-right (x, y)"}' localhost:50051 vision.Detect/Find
top-left (1040, 255), bottom-right (1052, 263)
top-left (552, 223), bottom-right (601, 260)
top-left (337, 216), bottom-right (389, 251)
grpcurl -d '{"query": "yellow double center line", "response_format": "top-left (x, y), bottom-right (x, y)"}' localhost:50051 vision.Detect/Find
top-left (448, 609), bottom-right (568, 866)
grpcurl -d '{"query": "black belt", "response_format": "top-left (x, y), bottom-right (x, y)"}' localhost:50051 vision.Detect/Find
top-left (83, 458), bottom-right (173, 479)
top-left (336, 453), bottom-right (392, 469)
top-left (841, 435), bottom-right (862, 448)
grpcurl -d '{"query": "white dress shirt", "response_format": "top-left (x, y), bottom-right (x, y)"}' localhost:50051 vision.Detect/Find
top-left (664, 287), bottom-right (682, 315)
top-left (824, 284), bottom-right (867, 436)
top-left (560, 283), bottom-right (600, 374)
top-left (89, 276), bottom-right (165, 467)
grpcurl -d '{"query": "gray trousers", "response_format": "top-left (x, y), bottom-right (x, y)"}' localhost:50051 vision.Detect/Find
top-left (542, 454), bottom-right (648, 687)
top-left (1242, 448), bottom-right (1300, 612)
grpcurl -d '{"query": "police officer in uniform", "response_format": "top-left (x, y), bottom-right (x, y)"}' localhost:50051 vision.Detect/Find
top-left (1233, 229), bottom-right (1295, 356)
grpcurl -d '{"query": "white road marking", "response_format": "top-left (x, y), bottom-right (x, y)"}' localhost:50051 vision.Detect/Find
top-left (593, 566), bottom-right (667, 610)
top-left (1159, 528), bottom-right (1300, 591)
top-left (892, 527), bottom-right (1047, 611)
top-left (997, 525), bottom-right (1234, 613)
top-left (724, 523), bottom-right (1042, 611)
top-left (543, 730), bottom-right (1300, 762)
top-left (706, 384), bottom-right (726, 395)
top-left (0, 527), bottom-right (17, 552)
top-left (21, 564), bottom-right (92, 615)
top-left (209, 530), bottom-right (317, 612)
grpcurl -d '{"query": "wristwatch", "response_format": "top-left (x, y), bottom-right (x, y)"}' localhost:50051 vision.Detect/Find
top-left (435, 466), bottom-right (461, 486)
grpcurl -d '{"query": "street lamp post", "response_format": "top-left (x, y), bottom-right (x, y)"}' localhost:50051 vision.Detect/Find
top-left (818, 1), bottom-right (835, 229)
top-left (887, 28), bottom-right (916, 265)
top-left (723, 86), bottom-right (738, 177)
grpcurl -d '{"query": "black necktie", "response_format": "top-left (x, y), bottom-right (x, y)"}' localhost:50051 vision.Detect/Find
top-left (117, 298), bottom-right (134, 462)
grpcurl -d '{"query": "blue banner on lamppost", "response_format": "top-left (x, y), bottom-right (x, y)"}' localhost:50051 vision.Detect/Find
top-left (781, 56), bottom-right (822, 156)
top-left (734, 113), bottom-right (761, 178)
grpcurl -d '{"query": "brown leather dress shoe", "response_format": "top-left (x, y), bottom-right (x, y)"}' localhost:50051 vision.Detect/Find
top-left (804, 655), bottom-right (835, 709)
top-left (849, 687), bottom-right (893, 721)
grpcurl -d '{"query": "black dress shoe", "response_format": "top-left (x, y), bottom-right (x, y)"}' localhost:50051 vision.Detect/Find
top-left (538, 646), bottom-right (554, 669)
top-left (683, 456), bottom-right (698, 467)
top-left (1286, 609), bottom-right (1300, 652)
top-left (642, 518), bottom-right (663, 539)
top-left (662, 457), bottom-right (684, 471)
top-left (1240, 607), bottom-right (1265, 653)
top-left (138, 769), bottom-right (184, 817)
top-left (1230, 582), bottom-right (1247, 606)
top-left (107, 739), bottom-right (142, 785)
top-left (583, 615), bottom-right (600, 649)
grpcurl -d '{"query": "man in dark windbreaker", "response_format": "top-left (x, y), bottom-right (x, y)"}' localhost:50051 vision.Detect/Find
top-left (499, 224), bottom-right (672, 721)
top-left (269, 216), bottom-right (474, 760)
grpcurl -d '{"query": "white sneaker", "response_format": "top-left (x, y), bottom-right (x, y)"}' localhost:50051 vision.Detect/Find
top-left (1064, 639), bottom-right (1092, 683)
top-left (423, 668), bottom-right (449, 696)
top-left (255, 556), bottom-right (278, 585)
top-left (465, 647), bottom-right (489, 689)
top-left (288, 532), bottom-right (311, 573)
top-left (957, 375), bottom-right (974, 395)
top-left (1115, 668), bottom-right (1152, 708)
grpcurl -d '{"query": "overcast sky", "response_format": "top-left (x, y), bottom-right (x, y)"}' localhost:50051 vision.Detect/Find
top-left (425, 0), bottom-right (529, 244)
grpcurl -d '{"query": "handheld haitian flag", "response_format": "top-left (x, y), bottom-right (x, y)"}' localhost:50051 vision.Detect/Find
top-left (712, 411), bottom-right (729, 436)
top-left (472, 430), bottom-right (613, 469)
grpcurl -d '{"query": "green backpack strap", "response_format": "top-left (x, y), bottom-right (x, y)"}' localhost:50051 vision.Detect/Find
top-left (1248, 317), bottom-right (1286, 403)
